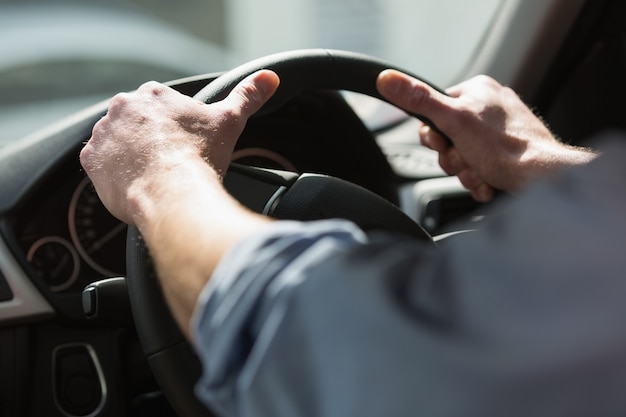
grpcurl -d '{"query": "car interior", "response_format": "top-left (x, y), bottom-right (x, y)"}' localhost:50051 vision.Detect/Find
top-left (1, 0), bottom-right (626, 415)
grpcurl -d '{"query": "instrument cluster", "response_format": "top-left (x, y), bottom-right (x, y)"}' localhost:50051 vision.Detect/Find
top-left (12, 89), bottom-right (395, 296)
top-left (15, 147), bottom-right (298, 295)
top-left (17, 170), bottom-right (126, 294)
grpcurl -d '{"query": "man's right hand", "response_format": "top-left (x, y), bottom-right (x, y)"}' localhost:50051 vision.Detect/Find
top-left (376, 70), bottom-right (597, 202)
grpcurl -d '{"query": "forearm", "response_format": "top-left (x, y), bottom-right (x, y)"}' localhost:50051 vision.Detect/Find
top-left (128, 156), bottom-right (272, 338)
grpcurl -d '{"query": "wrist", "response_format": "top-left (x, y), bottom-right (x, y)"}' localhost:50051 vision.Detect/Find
top-left (126, 154), bottom-right (221, 231)
top-left (521, 141), bottom-right (598, 188)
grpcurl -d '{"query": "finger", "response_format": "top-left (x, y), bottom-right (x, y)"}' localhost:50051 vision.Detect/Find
top-left (377, 69), bottom-right (454, 130)
top-left (457, 168), bottom-right (483, 190)
top-left (438, 148), bottom-right (467, 175)
top-left (469, 183), bottom-right (495, 203)
top-left (220, 70), bottom-right (280, 120)
top-left (420, 125), bottom-right (449, 153)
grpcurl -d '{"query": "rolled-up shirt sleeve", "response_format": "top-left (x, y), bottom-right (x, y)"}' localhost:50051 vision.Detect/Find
top-left (192, 219), bottom-right (373, 416)
top-left (191, 141), bottom-right (626, 417)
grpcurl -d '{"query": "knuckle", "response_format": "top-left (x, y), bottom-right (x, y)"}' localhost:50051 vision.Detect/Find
top-left (457, 169), bottom-right (480, 189)
top-left (108, 92), bottom-right (130, 113)
top-left (473, 75), bottom-right (513, 98)
top-left (138, 80), bottom-right (165, 96)
top-left (235, 82), bottom-right (264, 114)
top-left (90, 115), bottom-right (109, 139)
top-left (473, 74), bottom-right (497, 87)
top-left (218, 105), bottom-right (244, 125)
top-left (79, 144), bottom-right (92, 167)
top-left (439, 148), bottom-right (466, 175)
top-left (79, 141), bottom-right (101, 173)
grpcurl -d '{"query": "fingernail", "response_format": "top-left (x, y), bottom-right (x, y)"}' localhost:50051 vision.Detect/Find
top-left (257, 70), bottom-right (278, 96)
top-left (379, 70), bottom-right (401, 95)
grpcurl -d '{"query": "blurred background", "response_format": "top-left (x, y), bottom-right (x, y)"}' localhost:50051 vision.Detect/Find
top-left (0, 0), bottom-right (502, 146)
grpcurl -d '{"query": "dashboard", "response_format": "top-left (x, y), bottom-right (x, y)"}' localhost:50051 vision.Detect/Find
top-left (4, 82), bottom-right (457, 322)
top-left (19, 169), bottom-right (123, 293)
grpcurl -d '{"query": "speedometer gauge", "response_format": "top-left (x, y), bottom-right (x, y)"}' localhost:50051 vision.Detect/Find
top-left (68, 177), bottom-right (126, 277)
top-left (27, 236), bottom-right (80, 292)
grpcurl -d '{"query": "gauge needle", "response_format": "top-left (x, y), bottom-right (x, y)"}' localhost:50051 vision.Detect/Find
top-left (88, 222), bottom-right (127, 253)
top-left (51, 253), bottom-right (71, 277)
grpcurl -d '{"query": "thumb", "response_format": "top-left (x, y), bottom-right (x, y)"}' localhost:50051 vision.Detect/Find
top-left (221, 70), bottom-right (280, 119)
top-left (377, 69), bottom-right (454, 136)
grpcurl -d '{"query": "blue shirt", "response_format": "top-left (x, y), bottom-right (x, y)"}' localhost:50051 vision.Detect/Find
top-left (192, 138), bottom-right (626, 417)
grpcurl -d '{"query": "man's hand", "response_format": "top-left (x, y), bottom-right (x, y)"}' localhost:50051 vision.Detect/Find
top-left (80, 70), bottom-right (280, 338)
top-left (377, 70), bottom-right (597, 202)
top-left (81, 70), bottom-right (280, 225)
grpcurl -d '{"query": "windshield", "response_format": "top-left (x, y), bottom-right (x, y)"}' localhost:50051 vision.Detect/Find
top-left (0, 0), bottom-right (503, 146)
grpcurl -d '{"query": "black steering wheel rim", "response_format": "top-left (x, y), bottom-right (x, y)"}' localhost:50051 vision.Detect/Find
top-left (195, 48), bottom-right (448, 136)
top-left (127, 49), bottom-right (446, 417)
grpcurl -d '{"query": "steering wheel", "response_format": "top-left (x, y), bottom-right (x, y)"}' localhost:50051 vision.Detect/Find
top-left (126, 49), bottom-right (446, 417)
